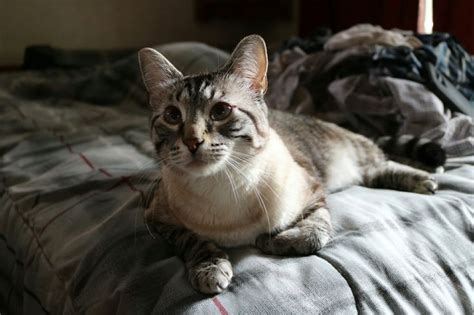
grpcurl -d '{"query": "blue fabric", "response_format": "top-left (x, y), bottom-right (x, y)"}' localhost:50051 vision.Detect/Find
top-left (417, 33), bottom-right (474, 103)
top-left (369, 33), bottom-right (474, 104)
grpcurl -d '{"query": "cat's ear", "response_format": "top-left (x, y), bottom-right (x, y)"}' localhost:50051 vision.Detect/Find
top-left (138, 48), bottom-right (183, 95)
top-left (224, 35), bottom-right (268, 94)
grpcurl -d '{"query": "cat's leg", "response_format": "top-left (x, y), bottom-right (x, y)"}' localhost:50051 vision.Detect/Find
top-left (363, 160), bottom-right (438, 194)
top-left (153, 222), bottom-right (233, 294)
top-left (256, 197), bottom-right (332, 256)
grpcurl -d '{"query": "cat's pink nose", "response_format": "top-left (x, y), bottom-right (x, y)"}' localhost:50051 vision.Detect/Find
top-left (183, 137), bottom-right (204, 153)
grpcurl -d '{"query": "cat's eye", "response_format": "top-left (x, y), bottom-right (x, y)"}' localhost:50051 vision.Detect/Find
top-left (210, 102), bottom-right (233, 121)
top-left (163, 106), bottom-right (182, 125)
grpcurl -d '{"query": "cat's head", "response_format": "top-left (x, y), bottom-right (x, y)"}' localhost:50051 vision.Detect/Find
top-left (138, 35), bottom-right (270, 177)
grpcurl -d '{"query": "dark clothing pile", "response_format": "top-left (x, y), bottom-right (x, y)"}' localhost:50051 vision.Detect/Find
top-left (266, 24), bottom-right (474, 156)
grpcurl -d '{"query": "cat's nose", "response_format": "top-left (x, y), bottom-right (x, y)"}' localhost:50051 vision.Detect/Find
top-left (183, 137), bottom-right (204, 153)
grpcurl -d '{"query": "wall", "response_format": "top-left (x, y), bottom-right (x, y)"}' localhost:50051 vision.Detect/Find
top-left (0, 0), bottom-right (298, 66)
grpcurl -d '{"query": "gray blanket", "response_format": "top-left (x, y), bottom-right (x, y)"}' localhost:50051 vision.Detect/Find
top-left (0, 45), bottom-right (473, 314)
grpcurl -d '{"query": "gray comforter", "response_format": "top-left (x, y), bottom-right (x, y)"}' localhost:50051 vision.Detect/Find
top-left (0, 44), bottom-right (473, 314)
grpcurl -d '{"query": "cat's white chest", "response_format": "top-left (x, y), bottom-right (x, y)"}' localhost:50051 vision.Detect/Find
top-left (325, 144), bottom-right (362, 192)
top-left (178, 167), bottom-right (310, 247)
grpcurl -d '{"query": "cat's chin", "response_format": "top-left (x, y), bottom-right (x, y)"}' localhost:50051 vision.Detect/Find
top-left (179, 159), bottom-right (225, 177)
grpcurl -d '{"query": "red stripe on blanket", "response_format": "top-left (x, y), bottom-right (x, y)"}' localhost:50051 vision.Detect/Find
top-left (212, 297), bottom-right (229, 315)
top-left (66, 143), bottom-right (74, 153)
top-left (79, 153), bottom-right (95, 170)
top-left (121, 176), bottom-right (146, 203)
top-left (98, 168), bottom-right (113, 177)
top-left (59, 135), bottom-right (108, 175)
top-left (58, 135), bottom-right (147, 206)
top-left (59, 135), bottom-right (74, 153)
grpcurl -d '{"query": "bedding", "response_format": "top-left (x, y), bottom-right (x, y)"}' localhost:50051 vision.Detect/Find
top-left (0, 43), bottom-right (473, 314)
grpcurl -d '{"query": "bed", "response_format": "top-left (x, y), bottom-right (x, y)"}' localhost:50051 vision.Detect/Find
top-left (0, 42), bottom-right (473, 314)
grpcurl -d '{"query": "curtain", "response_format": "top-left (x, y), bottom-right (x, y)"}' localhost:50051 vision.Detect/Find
top-left (433, 0), bottom-right (473, 53)
top-left (299, 0), bottom-right (418, 36)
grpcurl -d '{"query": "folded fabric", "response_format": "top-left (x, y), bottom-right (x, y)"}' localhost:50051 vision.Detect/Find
top-left (417, 33), bottom-right (474, 103)
top-left (327, 75), bottom-right (474, 156)
top-left (266, 47), bottom-right (474, 156)
top-left (267, 45), bottom-right (381, 113)
top-left (324, 24), bottom-right (423, 51)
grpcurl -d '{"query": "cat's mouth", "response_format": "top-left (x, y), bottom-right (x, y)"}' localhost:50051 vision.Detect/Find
top-left (187, 159), bottom-right (209, 168)
top-left (181, 153), bottom-right (227, 176)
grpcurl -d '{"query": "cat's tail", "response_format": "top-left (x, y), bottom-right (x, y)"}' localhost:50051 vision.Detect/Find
top-left (376, 135), bottom-right (446, 172)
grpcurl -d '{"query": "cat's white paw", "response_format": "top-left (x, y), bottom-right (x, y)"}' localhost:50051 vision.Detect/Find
top-left (413, 177), bottom-right (438, 194)
top-left (189, 258), bottom-right (233, 294)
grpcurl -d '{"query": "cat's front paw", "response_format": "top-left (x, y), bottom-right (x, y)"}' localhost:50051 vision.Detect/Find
top-left (188, 258), bottom-right (233, 294)
top-left (413, 176), bottom-right (438, 194)
top-left (256, 225), bottom-right (330, 256)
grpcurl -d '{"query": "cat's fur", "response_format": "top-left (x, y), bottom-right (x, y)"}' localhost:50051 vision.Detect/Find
top-left (139, 35), bottom-right (438, 294)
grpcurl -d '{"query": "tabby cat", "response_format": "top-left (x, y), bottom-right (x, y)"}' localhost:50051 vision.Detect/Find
top-left (138, 35), bottom-right (438, 294)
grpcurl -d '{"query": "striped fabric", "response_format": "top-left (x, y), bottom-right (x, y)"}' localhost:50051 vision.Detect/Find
top-left (1, 46), bottom-right (473, 314)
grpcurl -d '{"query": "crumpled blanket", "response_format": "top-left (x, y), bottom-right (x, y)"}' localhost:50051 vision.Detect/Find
top-left (418, 33), bottom-right (474, 103)
top-left (267, 27), bottom-right (474, 157)
top-left (324, 24), bottom-right (423, 51)
top-left (327, 75), bottom-right (473, 156)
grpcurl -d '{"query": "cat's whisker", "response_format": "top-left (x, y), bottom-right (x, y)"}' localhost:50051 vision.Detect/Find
top-left (128, 165), bottom-right (158, 194)
top-left (122, 158), bottom-right (163, 242)
top-left (223, 157), bottom-right (272, 236)
top-left (224, 158), bottom-right (251, 185)
top-left (131, 165), bottom-right (160, 191)
top-left (230, 157), bottom-right (280, 200)
top-left (131, 175), bottom-right (155, 246)
top-left (230, 152), bottom-right (255, 166)
top-left (228, 155), bottom-right (283, 203)
top-left (143, 176), bottom-right (160, 239)
top-left (223, 164), bottom-right (239, 202)
top-left (253, 186), bottom-right (272, 237)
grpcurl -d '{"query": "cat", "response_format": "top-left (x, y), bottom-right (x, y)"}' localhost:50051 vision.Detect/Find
top-left (138, 35), bottom-right (438, 294)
